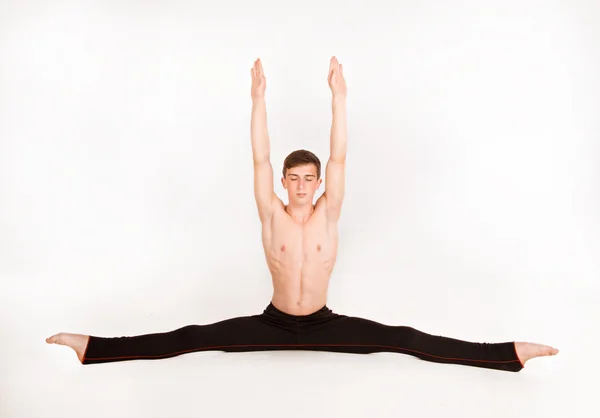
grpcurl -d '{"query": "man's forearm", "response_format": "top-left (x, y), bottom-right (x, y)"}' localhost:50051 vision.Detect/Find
top-left (251, 98), bottom-right (270, 164)
top-left (330, 96), bottom-right (347, 162)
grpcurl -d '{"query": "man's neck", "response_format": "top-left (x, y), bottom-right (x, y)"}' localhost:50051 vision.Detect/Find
top-left (285, 203), bottom-right (315, 224)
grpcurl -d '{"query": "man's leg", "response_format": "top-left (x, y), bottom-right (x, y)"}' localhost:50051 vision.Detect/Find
top-left (298, 312), bottom-right (550, 372)
top-left (47, 306), bottom-right (299, 365)
top-left (48, 303), bottom-right (558, 368)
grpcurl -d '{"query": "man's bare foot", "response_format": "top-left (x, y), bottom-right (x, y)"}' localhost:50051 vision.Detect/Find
top-left (46, 333), bottom-right (90, 363)
top-left (514, 342), bottom-right (559, 367)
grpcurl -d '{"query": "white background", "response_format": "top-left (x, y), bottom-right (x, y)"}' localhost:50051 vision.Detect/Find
top-left (1, 0), bottom-right (598, 417)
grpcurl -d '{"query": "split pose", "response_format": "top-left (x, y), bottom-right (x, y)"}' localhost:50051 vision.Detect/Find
top-left (47, 57), bottom-right (558, 372)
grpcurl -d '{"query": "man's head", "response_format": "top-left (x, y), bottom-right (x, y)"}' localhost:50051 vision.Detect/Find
top-left (281, 149), bottom-right (323, 204)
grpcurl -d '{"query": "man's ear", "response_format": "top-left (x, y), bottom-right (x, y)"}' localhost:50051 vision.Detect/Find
top-left (281, 177), bottom-right (286, 189)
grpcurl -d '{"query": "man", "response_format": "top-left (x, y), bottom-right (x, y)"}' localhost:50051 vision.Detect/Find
top-left (47, 57), bottom-right (558, 372)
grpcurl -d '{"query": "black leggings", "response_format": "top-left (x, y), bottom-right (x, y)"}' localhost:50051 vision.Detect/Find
top-left (82, 302), bottom-right (524, 372)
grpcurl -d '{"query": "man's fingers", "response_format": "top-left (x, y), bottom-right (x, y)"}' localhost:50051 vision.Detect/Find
top-left (329, 56), bottom-right (343, 82)
top-left (252, 58), bottom-right (260, 80)
top-left (328, 59), bottom-right (335, 81)
top-left (254, 58), bottom-right (263, 79)
top-left (330, 57), bottom-right (338, 78)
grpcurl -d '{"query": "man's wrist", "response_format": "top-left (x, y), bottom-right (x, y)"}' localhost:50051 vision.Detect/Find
top-left (332, 94), bottom-right (346, 104)
top-left (332, 95), bottom-right (346, 109)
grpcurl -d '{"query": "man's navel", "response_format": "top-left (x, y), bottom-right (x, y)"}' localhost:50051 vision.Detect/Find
top-left (280, 245), bottom-right (286, 252)
top-left (317, 245), bottom-right (321, 252)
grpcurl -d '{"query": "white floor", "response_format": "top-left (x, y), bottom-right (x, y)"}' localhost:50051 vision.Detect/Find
top-left (2, 1), bottom-right (599, 417)
top-left (3, 276), bottom-right (598, 417)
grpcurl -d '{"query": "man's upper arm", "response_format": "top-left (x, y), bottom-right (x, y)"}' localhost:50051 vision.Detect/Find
top-left (253, 160), bottom-right (277, 223)
top-left (324, 157), bottom-right (345, 221)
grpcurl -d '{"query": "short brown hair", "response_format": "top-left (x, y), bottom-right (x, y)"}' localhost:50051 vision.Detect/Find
top-left (282, 149), bottom-right (321, 179)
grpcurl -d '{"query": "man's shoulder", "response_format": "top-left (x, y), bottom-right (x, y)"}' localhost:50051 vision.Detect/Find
top-left (315, 192), bottom-right (341, 223)
top-left (315, 192), bottom-right (328, 208)
top-left (271, 193), bottom-right (285, 210)
top-left (264, 194), bottom-right (285, 222)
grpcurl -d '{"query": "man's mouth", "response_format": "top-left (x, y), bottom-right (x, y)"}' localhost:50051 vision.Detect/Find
top-left (297, 193), bottom-right (307, 197)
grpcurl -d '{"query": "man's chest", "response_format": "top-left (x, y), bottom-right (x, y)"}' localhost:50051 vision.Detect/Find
top-left (267, 216), bottom-right (337, 260)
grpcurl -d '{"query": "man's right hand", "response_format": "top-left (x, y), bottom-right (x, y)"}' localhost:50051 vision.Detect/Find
top-left (251, 58), bottom-right (266, 101)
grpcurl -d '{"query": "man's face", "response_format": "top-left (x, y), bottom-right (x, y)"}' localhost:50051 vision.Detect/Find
top-left (282, 164), bottom-right (322, 204)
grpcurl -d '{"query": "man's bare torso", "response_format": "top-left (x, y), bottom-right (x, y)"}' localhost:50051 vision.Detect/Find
top-left (262, 195), bottom-right (338, 315)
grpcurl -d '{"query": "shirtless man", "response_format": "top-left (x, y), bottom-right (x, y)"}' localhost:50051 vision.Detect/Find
top-left (47, 57), bottom-right (558, 371)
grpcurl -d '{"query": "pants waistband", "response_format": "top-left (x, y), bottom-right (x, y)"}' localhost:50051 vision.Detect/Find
top-left (264, 301), bottom-right (334, 320)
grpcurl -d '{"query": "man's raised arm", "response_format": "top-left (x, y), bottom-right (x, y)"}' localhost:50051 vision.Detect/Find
top-left (250, 58), bottom-right (276, 223)
top-left (324, 56), bottom-right (348, 222)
